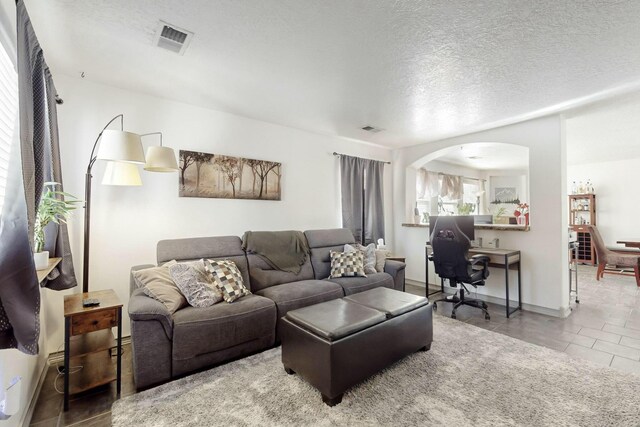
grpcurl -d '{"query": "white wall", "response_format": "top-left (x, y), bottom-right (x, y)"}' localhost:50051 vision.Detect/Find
top-left (41, 74), bottom-right (393, 351)
top-left (393, 115), bottom-right (569, 316)
top-left (568, 158), bottom-right (640, 245)
top-left (0, 319), bottom-right (47, 427)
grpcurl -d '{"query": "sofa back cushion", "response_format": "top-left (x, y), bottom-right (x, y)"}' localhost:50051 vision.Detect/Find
top-left (304, 229), bottom-right (356, 280)
top-left (246, 253), bottom-right (314, 292)
top-left (157, 236), bottom-right (250, 290)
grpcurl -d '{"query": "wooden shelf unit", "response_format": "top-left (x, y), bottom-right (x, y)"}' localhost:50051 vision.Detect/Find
top-left (569, 194), bottom-right (597, 265)
top-left (63, 289), bottom-right (122, 411)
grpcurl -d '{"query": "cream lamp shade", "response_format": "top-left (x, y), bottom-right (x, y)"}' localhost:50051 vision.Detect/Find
top-left (145, 146), bottom-right (179, 172)
top-left (96, 130), bottom-right (145, 164)
top-left (101, 161), bottom-right (142, 186)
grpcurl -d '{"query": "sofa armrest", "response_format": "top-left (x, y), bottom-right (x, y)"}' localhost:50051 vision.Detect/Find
top-left (128, 288), bottom-right (173, 339)
top-left (130, 264), bottom-right (156, 295)
top-left (384, 260), bottom-right (406, 291)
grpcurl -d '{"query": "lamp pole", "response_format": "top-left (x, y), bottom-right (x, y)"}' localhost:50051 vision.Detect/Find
top-left (82, 114), bottom-right (124, 294)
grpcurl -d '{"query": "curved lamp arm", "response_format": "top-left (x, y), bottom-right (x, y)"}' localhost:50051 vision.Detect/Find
top-left (140, 132), bottom-right (163, 147)
top-left (87, 114), bottom-right (124, 173)
top-left (83, 113), bottom-right (125, 294)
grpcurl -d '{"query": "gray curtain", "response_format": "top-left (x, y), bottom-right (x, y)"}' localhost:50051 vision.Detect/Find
top-left (0, 0), bottom-right (76, 354)
top-left (42, 70), bottom-right (76, 290)
top-left (364, 159), bottom-right (385, 244)
top-left (17, 0), bottom-right (76, 291)
top-left (340, 155), bottom-right (365, 243)
top-left (339, 155), bottom-right (385, 245)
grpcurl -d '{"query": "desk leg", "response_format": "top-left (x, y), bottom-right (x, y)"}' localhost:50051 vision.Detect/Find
top-left (505, 255), bottom-right (510, 318)
top-left (425, 246), bottom-right (428, 299)
top-left (63, 317), bottom-right (70, 411)
top-left (517, 260), bottom-right (522, 310)
top-left (117, 307), bottom-right (122, 396)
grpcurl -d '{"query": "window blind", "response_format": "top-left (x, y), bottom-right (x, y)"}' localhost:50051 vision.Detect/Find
top-left (0, 42), bottom-right (18, 213)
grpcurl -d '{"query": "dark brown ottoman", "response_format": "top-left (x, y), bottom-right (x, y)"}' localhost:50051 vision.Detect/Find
top-left (280, 287), bottom-right (432, 406)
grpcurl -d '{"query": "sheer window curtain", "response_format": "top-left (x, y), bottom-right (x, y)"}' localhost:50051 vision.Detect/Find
top-left (339, 155), bottom-right (385, 245)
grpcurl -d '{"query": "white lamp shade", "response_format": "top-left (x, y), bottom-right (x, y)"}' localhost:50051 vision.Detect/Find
top-left (144, 146), bottom-right (179, 172)
top-left (102, 161), bottom-right (142, 186)
top-left (96, 130), bottom-right (145, 164)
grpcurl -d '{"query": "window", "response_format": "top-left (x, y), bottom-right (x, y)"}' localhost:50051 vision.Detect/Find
top-left (416, 174), bottom-right (481, 218)
top-left (0, 42), bottom-right (18, 212)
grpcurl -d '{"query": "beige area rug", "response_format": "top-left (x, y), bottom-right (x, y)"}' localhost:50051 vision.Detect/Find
top-left (112, 315), bottom-right (640, 426)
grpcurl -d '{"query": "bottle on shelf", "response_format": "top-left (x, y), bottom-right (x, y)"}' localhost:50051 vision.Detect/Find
top-left (413, 202), bottom-right (421, 224)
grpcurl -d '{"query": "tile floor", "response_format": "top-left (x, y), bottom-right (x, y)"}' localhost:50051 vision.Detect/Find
top-left (30, 265), bottom-right (640, 426)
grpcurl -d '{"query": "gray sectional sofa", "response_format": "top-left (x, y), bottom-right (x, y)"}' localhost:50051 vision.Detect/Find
top-left (128, 228), bottom-right (406, 389)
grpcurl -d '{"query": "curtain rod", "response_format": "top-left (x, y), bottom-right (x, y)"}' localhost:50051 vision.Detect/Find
top-left (332, 152), bottom-right (391, 164)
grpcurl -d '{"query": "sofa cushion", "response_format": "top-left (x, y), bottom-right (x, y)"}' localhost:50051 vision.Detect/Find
top-left (255, 279), bottom-right (344, 319)
top-left (327, 272), bottom-right (395, 296)
top-left (247, 253), bottom-right (314, 292)
top-left (171, 294), bottom-right (276, 362)
top-left (305, 229), bottom-right (357, 280)
top-left (157, 236), bottom-right (251, 287)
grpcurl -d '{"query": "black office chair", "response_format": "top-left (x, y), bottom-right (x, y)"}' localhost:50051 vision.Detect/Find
top-left (429, 217), bottom-right (491, 320)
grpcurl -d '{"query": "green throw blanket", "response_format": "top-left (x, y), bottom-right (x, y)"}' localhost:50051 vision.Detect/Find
top-left (242, 231), bottom-right (309, 274)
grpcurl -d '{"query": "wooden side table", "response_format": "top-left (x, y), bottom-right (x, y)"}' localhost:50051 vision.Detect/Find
top-left (63, 289), bottom-right (122, 411)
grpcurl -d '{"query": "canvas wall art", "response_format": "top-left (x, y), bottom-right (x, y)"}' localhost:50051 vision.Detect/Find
top-left (179, 150), bottom-right (281, 200)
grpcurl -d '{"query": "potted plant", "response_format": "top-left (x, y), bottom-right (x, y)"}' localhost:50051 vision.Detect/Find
top-left (33, 182), bottom-right (81, 270)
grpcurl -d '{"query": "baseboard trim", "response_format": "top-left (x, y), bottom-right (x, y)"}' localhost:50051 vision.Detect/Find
top-left (406, 279), bottom-right (570, 318)
top-left (21, 356), bottom-right (49, 427)
top-left (48, 335), bottom-right (132, 365)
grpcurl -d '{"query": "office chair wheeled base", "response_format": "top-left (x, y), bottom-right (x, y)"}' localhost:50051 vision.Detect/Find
top-left (432, 287), bottom-right (490, 320)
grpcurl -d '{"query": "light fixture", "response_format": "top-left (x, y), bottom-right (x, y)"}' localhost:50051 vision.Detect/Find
top-left (141, 132), bottom-right (179, 172)
top-left (102, 162), bottom-right (143, 186)
top-left (83, 114), bottom-right (144, 296)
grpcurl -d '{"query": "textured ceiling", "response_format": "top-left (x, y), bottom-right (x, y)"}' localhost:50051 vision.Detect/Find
top-left (433, 143), bottom-right (529, 171)
top-left (24, 0), bottom-right (640, 148)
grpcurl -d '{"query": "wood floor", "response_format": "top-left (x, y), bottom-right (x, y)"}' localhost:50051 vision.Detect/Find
top-left (30, 265), bottom-right (640, 426)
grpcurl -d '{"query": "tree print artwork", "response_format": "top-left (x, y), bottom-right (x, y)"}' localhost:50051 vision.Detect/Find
top-left (179, 150), bottom-right (281, 200)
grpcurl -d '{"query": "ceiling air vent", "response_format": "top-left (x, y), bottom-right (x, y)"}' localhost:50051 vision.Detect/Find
top-left (361, 125), bottom-right (383, 133)
top-left (154, 21), bottom-right (193, 55)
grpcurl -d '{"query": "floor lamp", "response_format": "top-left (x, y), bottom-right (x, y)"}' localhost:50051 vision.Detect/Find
top-left (83, 114), bottom-right (144, 297)
top-left (82, 115), bottom-right (178, 299)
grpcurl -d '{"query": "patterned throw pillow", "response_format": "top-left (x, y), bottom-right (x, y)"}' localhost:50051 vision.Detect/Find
top-left (344, 243), bottom-right (377, 274)
top-left (204, 259), bottom-right (252, 303)
top-left (330, 250), bottom-right (367, 278)
top-left (169, 263), bottom-right (222, 308)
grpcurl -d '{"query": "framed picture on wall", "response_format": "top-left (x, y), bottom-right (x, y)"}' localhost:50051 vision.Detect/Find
top-left (178, 150), bottom-right (281, 200)
top-left (494, 187), bottom-right (517, 203)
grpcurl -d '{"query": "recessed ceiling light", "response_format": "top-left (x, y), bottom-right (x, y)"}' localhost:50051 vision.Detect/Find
top-left (467, 156), bottom-right (482, 159)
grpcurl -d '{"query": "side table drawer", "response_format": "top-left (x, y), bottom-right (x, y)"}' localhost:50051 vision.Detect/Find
top-left (71, 309), bottom-right (117, 336)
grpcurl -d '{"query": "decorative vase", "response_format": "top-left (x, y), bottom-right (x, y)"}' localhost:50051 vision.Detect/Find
top-left (34, 251), bottom-right (49, 270)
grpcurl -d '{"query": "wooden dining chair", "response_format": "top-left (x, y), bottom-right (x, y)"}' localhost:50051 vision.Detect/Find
top-left (587, 225), bottom-right (640, 286)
